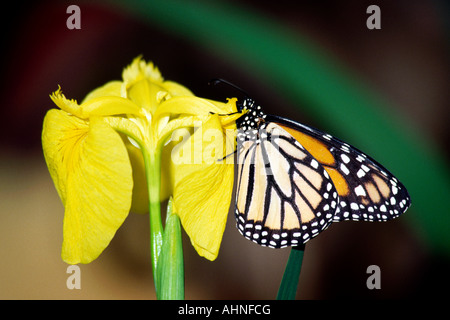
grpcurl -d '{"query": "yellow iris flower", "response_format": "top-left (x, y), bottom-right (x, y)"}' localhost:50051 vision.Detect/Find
top-left (42, 57), bottom-right (239, 265)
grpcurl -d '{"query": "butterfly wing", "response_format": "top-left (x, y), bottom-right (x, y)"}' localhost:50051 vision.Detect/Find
top-left (235, 122), bottom-right (339, 248)
top-left (267, 115), bottom-right (411, 223)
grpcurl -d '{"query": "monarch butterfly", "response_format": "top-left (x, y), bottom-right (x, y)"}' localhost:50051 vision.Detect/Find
top-left (234, 97), bottom-right (411, 248)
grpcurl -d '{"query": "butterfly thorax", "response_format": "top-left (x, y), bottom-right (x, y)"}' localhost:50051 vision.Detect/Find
top-left (236, 98), bottom-right (267, 143)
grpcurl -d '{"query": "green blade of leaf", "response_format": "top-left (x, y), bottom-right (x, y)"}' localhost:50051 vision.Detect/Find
top-left (156, 199), bottom-right (184, 300)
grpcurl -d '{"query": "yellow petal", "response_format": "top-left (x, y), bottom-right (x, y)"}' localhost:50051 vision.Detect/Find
top-left (42, 110), bottom-right (133, 264)
top-left (162, 80), bottom-right (194, 97)
top-left (171, 115), bottom-right (234, 260)
top-left (160, 140), bottom-right (175, 202)
top-left (157, 114), bottom-right (210, 146)
top-left (103, 116), bottom-right (146, 147)
top-left (124, 140), bottom-right (149, 214)
top-left (153, 97), bottom-right (238, 148)
top-left (126, 78), bottom-right (167, 114)
top-left (80, 96), bottom-right (142, 118)
top-left (50, 87), bottom-right (142, 119)
top-left (122, 56), bottom-right (163, 84)
top-left (122, 57), bottom-right (194, 114)
top-left (154, 97), bottom-right (235, 120)
top-left (174, 162), bottom-right (234, 261)
top-left (81, 81), bottom-right (122, 103)
top-left (42, 109), bottom-right (87, 204)
top-left (49, 87), bottom-right (81, 119)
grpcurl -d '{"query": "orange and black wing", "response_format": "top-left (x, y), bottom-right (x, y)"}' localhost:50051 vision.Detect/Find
top-left (235, 122), bottom-right (339, 248)
top-left (268, 115), bottom-right (411, 223)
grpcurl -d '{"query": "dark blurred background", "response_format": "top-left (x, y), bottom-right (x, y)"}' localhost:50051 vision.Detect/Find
top-left (0, 0), bottom-right (448, 299)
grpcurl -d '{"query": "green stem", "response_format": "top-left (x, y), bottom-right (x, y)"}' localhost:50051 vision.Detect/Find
top-left (276, 245), bottom-right (305, 300)
top-left (142, 146), bottom-right (164, 289)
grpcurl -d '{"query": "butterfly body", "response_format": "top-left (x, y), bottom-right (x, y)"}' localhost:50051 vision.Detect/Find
top-left (235, 98), bottom-right (411, 248)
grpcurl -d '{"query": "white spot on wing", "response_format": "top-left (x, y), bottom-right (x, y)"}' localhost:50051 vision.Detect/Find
top-left (341, 154), bottom-right (350, 164)
top-left (392, 185), bottom-right (398, 195)
top-left (357, 169), bottom-right (365, 178)
top-left (340, 163), bottom-right (350, 175)
top-left (354, 185), bottom-right (366, 197)
top-left (311, 159), bottom-right (319, 169)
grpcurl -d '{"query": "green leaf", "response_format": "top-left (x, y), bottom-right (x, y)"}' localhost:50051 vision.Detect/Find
top-left (156, 199), bottom-right (185, 300)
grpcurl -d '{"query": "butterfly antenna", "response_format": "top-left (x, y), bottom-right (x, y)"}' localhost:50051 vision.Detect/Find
top-left (209, 78), bottom-right (250, 98)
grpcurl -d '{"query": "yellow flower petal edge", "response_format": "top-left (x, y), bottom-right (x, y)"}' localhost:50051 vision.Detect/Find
top-left (42, 110), bottom-right (133, 264)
